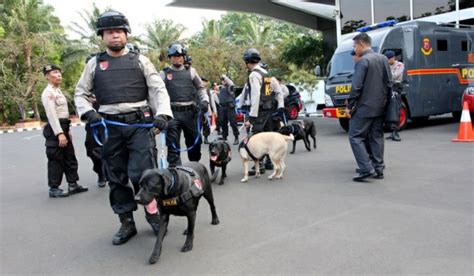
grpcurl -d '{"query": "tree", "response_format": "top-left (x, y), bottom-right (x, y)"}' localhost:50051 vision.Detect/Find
top-left (143, 19), bottom-right (185, 68)
top-left (0, 0), bottom-right (64, 122)
top-left (68, 3), bottom-right (105, 52)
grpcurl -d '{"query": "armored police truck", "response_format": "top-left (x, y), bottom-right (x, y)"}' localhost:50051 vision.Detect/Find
top-left (322, 20), bottom-right (474, 131)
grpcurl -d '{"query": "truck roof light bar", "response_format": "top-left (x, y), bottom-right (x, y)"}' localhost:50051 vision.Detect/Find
top-left (356, 20), bottom-right (398, 32)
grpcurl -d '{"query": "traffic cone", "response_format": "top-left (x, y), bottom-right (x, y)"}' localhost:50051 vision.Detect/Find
top-left (452, 101), bottom-right (474, 142)
top-left (210, 113), bottom-right (217, 133)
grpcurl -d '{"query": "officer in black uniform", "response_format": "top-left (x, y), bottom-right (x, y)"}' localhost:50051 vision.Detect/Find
top-left (41, 64), bottom-right (89, 198)
top-left (74, 11), bottom-right (172, 245)
top-left (218, 74), bottom-right (240, 145)
top-left (242, 48), bottom-right (278, 175)
top-left (160, 43), bottom-right (209, 167)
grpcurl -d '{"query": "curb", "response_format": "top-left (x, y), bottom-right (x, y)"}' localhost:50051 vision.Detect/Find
top-left (0, 122), bottom-right (85, 134)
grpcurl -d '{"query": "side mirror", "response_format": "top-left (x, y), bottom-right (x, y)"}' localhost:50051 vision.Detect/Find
top-left (314, 65), bottom-right (321, 77)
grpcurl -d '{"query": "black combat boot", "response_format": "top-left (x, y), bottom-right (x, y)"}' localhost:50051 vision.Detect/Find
top-left (264, 155), bottom-right (274, 170)
top-left (97, 175), bottom-right (107, 188)
top-left (49, 187), bottom-right (69, 198)
top-left (68, 182), bottom-right (88, 195)
top-left (145, 212), bottom-right (160, 235)
top-left (112, 212), bottom-right (137, 245)
top-left (392, 130), bottom-right (401, 141)
top-left (233, 136), bottom-right (239, 145)
top-left (248, 161), bottom-right (266, 176)
top-left (203, 136), bottom-right (210, 144)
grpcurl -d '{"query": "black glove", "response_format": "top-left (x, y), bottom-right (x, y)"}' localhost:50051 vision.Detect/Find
top-left (82, 110), bottom-right (102, 124)
top-left (199, 101), bottom-right (209, 113)
top-left (277, 107), bottom-right (286, 114)
top-left (153, 115), bottom-right (168, 131)
top-left (248, 116), bottom-right (258, 125)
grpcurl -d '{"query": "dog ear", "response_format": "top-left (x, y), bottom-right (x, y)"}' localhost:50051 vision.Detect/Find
top-left (157, 169), bottom-right (174, 196)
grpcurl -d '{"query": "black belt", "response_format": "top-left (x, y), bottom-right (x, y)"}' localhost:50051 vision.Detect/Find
top-left (171, 105), bottom-right (195, 112)
top-left (101, 112), bottom-right (142, 124)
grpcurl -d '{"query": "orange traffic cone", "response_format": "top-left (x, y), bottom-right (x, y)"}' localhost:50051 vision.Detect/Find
top-left (211, 113), bottom-right (216, 127)
top-left (452, 101), bottom-right (474, 142)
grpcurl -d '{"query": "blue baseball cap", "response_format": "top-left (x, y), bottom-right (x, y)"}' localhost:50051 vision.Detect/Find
top-left (384, 50), bottom-right (395, 59)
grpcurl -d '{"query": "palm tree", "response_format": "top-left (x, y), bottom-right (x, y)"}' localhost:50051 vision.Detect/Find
top-left (194, 19), bottom-right (228, 46)
top-left (68, 3), bottom-right (105, 52)
top-left (143, 19), bottom-right (185, 67)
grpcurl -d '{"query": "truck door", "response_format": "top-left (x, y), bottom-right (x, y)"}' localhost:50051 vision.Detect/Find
top-left (432, 31), bottom-right (452, 114)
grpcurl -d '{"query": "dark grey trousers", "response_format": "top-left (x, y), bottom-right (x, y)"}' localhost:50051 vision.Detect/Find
top-left (348, 114), bottom-right (385, 174)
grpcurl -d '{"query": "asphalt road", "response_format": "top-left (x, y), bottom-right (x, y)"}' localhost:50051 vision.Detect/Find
top-left (1, 116), bottom-right (472, 275)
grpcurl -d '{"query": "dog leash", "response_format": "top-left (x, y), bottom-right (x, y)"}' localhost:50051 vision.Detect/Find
top-left (167, 111), bottom-right (203, 152)
top-left (90, 118), bottom-right (154, 146)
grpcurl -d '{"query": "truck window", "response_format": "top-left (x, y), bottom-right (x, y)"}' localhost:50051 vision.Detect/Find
top-left (437, 39), bottom-right (448, 51)
top-left (382, 49), bottom-right (403, 62)
top-left (461, 40), bottom-right (469, 51)
top-left (329, 51), bottom-right (355, 77)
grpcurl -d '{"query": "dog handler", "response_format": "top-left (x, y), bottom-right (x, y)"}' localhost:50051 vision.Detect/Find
top-left (41, 64), bottom-right (89, 198)
top-left (160, 43), bottom-right (209, 167)
top-left (74, 11), bottom-right (172, 245)
top-left (242, 48), bottom-right (278, 175)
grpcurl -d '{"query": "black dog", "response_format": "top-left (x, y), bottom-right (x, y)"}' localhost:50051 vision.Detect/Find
top-left (209, 138), bottom-right (231, 185)
top-left (135, 162), bottom-right (219, 264)
top-left (278, 119), bottom-right (317, 154)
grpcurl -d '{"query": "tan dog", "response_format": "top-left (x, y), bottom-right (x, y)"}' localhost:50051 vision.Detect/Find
top-left (239, 132), bottom-right (294, 182)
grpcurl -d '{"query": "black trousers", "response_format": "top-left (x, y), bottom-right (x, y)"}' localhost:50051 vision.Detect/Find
top-left (348, 114), bottom-right (385, 174)
top-left (219, 105), bottom-right (239, 139)
top-left (43, 121), bottom-right (79, 188)
top-left (102, 124), bottom-right (157, 214)
top-left (251, 108), bottom-right (275, 134)
top-left (85, 123), bottom-right (105, 180)
top-left (202, 113), bottom-right (211, 138)
top-left (166, 110), bottom-right (202, 167)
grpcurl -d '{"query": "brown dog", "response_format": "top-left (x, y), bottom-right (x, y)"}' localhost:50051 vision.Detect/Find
top-left (135, 162), bottom-right (219, 264)
top-left (238, 132), bottom-right (293, 182)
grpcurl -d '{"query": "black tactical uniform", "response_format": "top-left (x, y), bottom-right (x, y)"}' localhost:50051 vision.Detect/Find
top-left (75, 11), bottom-right (172, 246)
top-left (218, 75), bottom-right (239, 145)
top-left (161, 43), bottom-right (209, 167)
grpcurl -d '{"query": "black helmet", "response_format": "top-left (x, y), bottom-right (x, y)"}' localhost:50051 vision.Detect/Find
top-left (243, 48), bottom-right (261, 63)
top-left (96, 11), bottom-right (131, 36)
top-left (167, 43), bottom-right (187, 57)
top-left (184, 55), bottom-right (192, 64)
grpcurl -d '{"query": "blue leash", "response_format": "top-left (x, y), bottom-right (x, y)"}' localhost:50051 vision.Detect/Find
top-left (167, 111), bottom-right (203, 153)
top-left (90, 119), bottom-right (154, 146)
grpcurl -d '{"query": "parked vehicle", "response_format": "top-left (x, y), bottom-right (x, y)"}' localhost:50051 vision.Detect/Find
top-left (320, 20), bottom-right (474, 131)
top-left (285, 84), bottom-right (303, 120)
top-left (461, 82), bottom-right (474, 116)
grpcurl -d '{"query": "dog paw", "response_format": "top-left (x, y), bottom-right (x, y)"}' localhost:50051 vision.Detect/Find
top-left (267, 175), bottom-right (274, 180)
top-left (181, 242), bottom-right (193, 252)
top-left (241, 178), bottom-right (248, 183)
top-left (290, 152), bottom-right (295, 154)
top-left (218, 181), bottom-right (224, 185)
top-left (149, 253), bottom-right (160, 264)
top-left (211, 217), bottom-right (220, 225)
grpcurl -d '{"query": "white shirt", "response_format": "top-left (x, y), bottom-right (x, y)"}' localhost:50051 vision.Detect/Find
top-left (41, 84), bottom-right (69, 135)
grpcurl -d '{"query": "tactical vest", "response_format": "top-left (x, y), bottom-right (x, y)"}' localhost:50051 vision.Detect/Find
top-left (218, 85), bottom-right (234, 105)
top-left (163, 68), bottom-right (197, 103)
top-left (248, 68), bottom-right (276, 110)
top-left (93, 52), bottom-right (147, 105)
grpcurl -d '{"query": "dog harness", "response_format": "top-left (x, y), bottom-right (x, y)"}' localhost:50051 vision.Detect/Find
top-left (160, 166), bottom-right (204, 207)
top-left (238, 136), bottom-right (259, 161)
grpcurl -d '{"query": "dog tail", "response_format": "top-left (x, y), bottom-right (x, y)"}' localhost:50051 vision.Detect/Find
top-left (210, 168), bottom-right (220, 183)
top-left (282, 134), bottom-right (294, 141)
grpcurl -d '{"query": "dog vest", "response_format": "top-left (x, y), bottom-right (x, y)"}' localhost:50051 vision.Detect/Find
top-left (160, 166), bottom-right (204, 207)
top-left (238, 136), bottom-right (259, 161)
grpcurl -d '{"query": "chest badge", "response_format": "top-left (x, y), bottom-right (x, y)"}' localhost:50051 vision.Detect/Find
top-left (167, 73), bottom-right (173, 81)
top-left (99, 61), bottom-right (109, 70)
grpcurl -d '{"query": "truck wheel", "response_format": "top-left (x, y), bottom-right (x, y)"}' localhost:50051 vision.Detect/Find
top-left (288, 105), bottom-right (299, 120)
top-left (339, 118), bottom-right (349, 132)
top-left (411, 116), bottom-right (429, 125)
top-left (398, 102), bottom-right (408, 130)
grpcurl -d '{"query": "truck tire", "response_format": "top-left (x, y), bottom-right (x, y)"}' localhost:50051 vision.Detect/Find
top-left (452, 111), bottom-right (461, 121)
top-left (398, 102), bottom-right (408, 130)
top-left (339, 118), bottom-right (349, 132)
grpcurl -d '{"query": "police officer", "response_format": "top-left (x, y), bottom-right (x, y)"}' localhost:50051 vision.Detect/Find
top-left (83, 54), bottom-right (106, 188)
top-left (41, 64), bottom-right (88, 198)
top-left (242, 48), bottom-right (278, 175)
top-left (218, 74), bottom-right (240, 145)
top-left (200, 77), bottom-right (218, 144)
top-left (74, 11), bottom-right (172, 245)
top-left (384, 50), bottom-right (404, 142)
top-left (160, 43), bottom-right (209, 167)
